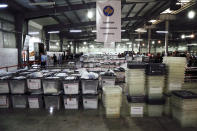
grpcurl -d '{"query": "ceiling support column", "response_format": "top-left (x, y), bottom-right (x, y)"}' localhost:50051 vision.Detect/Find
top-left (165, 20), bottom-right (169, 56)
top-left (15, 14), bottom-right (25, 68)
top-left (45, 30), bottom-right (50, 51)
top-left (148, 28), bottom-right (151, 54)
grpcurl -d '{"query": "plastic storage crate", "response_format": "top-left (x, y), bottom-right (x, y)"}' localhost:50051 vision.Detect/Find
top-left (9, 76), bottom-right (27, 94)
top-left (83, 95), bottom-right (98, 109)
top-left (0, 95), bottom-right (10, 108)
top-left (12, 95), bottom-right (27, 108)
top-left (146, 63), bottom-right (166, 75)
top-left (0, 76), bottom-right (11, 94)
top-left (63, 95), bottom-right (79, 109)
top-left (27, 78), bottom-right (42, 94)
top-left (101, 76), bottom-right (116, 88)
top-left (130, 103), bottom-right (146, 117)
top-left (81, 79), bottom-right (98, 94)
top-left (28, 95), bottom-right (43, 109)
top-left (44, 95), bottom-right (60, 110)
top-left (42, 77), bottom-right (61, 94)
top-left (62, 77), bottom-right (79, 95)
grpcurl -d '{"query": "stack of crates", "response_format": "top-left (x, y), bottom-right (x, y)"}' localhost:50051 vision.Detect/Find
top-left (10, 76), bottom-right (27, 108)
top-left (145, 63), bottom-right (166, 117)
top-left (62, 76), bottom-right (80, 109)
top-left (81, 78), bottom-right (99, 109)
top-left (0, 75), bottom-right (12, 108)
top-left (171, 90), bottom-right (197, 127)
top-left (27, 72), bottom-right (44, 109)
top-left (42, 76), bottom-right (61, 110)
top-left (100, 71), bottom-right (116, 88)
top-left (102, 86), bottom-right (122, 118)
top-left (114, 68), bottom-right (125, 83)
top-left (127, 63), bottom-right (146, 117)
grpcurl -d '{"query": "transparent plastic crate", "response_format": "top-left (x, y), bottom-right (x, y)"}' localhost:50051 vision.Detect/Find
top-left (62, 79), bottom-right (79, 95)
top-left (101, 76), bottom-right (116, 87)
top-left (0, 95), bottom-right (10, 108)
top-left (12, 95), bottom-right (27, 108)
top-left (44, 95), bottom-right (60, 110)
top-left (10, 77), bottom-right (27, 94)
top-left (28, 95), bottom-right (43, 109)
top-left (42, 77), bottom-right (61, 94)
top-left (83, 95), bottom-right (98, 109)
top-left (0, 77), bottom-right (10, 94)
top-left (81, 79), bottom-right (98, 94)
top-left (63, 95), bottom-right (79, 109)
top-left (27, 78), bottom-right (42, 94)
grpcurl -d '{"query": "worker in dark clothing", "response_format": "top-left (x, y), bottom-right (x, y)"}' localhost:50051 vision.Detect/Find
top-left (53, 54), bottom-right (57, 66)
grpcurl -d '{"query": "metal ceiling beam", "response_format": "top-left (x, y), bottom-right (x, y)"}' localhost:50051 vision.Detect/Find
top-left (62, 13), bottom-right (72, 24)
top-left (126, 4), bottom-right (136, 18)
top-left (44, 16), bottom-right (143, 31)
top-left (25, 1), bottom-right (169, 19)
top-left (126, 3), bottom-right (148, 27)
top-left (127, 1), bottom-right (169, 32)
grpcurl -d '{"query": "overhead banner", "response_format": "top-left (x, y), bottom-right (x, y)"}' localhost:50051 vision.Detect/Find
top-left (96, 1), bottom-right (121, 42)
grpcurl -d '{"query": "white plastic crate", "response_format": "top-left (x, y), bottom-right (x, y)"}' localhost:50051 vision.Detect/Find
top-left (27, 79), bottom-right (42, 94)
top-left (63, 79), bottom-right (79, 95)
top-left (83, 95), bottom-right (98, 109)
top-left (82, 80), bottom-right (98, 94)
top-left (44, 95), bottom-right (60, 110)
top-left (64, 95), bottom-right (78, 109)
top-left (0, 95), bottom-right (9, 108)
top-left (10, 77), bottom-right (26, 94)
top-left (12, 95), bottom-right (27, 108)
top-left (101, 76), bottom-right (116, 87)
top-left (42, 78), bottom-right (61, 94)
top-left (0, 82), bottom-right (9, 94)
top-left (28, 95), bottom-right (43, 109)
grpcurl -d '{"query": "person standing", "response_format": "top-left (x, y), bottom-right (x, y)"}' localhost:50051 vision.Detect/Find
top-left (53, 54), bottom-right (57, 66)
top-left (41, 53), bottom-right (47, 69)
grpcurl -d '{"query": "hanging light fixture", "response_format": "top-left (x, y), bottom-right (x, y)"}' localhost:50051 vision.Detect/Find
top-left (0, 0), bottom-right (8, 8)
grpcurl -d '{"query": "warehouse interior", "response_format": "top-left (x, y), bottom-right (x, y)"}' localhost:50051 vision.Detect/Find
top-left (1, 0), bottom-right (197, 131)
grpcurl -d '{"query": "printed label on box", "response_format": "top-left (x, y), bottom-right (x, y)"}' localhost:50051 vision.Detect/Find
top-left (28, 79), bottom-right (41, 89)
top-left (131, 107), bottom-right (143, 115)
top-left (149, 87), bottom-right (162, 94)
top-left (29, 98), bottom-right (39, 108)
top-left (84, 99), bottom-right (97, 108)
top-left (64, 98), bottom-right (78, 109)
top-left (64, 83), bottom-right (78, 94)
top-left (0, 96), bottom-right (7, 105)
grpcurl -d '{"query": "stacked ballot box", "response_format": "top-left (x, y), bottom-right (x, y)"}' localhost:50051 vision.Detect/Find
top-left (171, 90), bottom-right (197, 127)
top-left (102, 86), bottom-right (122, 118)
top-left (163, 57), bottom-right (186, 93)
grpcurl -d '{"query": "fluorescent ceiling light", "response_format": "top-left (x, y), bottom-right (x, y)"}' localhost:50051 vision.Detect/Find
top-left (28, 32), bottom-right (39, 35)
top-left (70, 30), bottom-right (82, 33)
top-left (188, 10), bottom-right (195, 19)
top-left (92, 30), bottom-right (97, 33)
top-left (121, 30), bottom-right (126, 32)
top-left (87, 11), bottom-right (93, 19)
top-left (56, 42), bottom-right (59, 45)
top-left (135, 39), bottom-right (143, 42)
top-left (135, 28), bottom-right (147, 33)
top-left (152, 41), bottom-right (155, 44)
top-left (126, 42), bottom-right (132, 45)
top-left (48, 31), bottom-right (60, 34)
top-left (29, 2), bottom-right (55, 6)
top-left (181, 34), bottom-right (186, 39)
top-left (70, 42), bottom-right (72, 45)
top-left (0, 4), bottom-right (8, 8)
top-left (122, 39), bottom-right (129, 41)
top-left (83, 42), bottom-right (87, 45)
top-left (156, 31), bottom-right (169, 34)
top-left (149, 20), bottom-right (157, 23)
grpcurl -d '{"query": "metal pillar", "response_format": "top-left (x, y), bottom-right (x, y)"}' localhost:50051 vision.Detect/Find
top-left (148, 29), bottom-right (151, 54)
top-left (138, 33), bottom-right (141, 53)
top-left (15, 14), bottom-right (24, 67)
top-left (59, 34), bottom-right (63, 52)
top-left (165, 20), bottom-right (169, 56)
top-left (73, 42), bottom-right (76, 54)
top-left (45, 30), bottom-right (50, 51)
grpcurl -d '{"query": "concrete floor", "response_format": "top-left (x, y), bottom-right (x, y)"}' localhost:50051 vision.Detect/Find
top-left (0, 96), bottom-right (197, 131)
top-left (0, 84), bottom-right (197, 131)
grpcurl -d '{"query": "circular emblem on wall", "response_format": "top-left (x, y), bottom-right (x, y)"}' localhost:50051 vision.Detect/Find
top-left (103, 6), bottom-right (114, 16)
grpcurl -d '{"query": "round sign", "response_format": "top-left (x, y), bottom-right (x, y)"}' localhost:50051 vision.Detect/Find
top-left (103, 6), bottom-right (114, 16)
